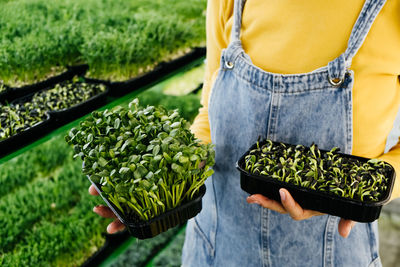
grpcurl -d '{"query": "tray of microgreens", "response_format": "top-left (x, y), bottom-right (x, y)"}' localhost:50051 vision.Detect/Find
top-left (66, 99), bottom-right (215, 239)
top-left (237, 139), bottom-right (396, 222)
top-left (32, 76), bottom-right (109, 122)
top-left (0, 102), bottom-right (51, 147)
top-left (0, 77), bottom-right (109, 155)
top-left (2, 64), bottom-right (89, 104)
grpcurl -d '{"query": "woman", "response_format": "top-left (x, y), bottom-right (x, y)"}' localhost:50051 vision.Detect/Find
top-left (91, 0), bottom-right (400, 266)
top-left (180, 0), bottom-right (400, 266)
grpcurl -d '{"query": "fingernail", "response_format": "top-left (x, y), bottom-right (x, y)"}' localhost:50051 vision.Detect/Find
top-left (279, 189), bottom-right (286, 202)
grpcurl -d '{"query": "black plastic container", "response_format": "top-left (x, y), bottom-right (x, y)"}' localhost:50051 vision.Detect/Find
top-left (109, 47), bottom-right (206, 97)
top-left (0, 114), bottom-right (52, 157)
top-left (47, 78), bottom-right (110, 125)
top-left (11, 77), bottom-right (109, 123)
top-left (0, 83), bottom-right (12, 103)
top-left (236, 140), bottom-right (396, 222)
top-left (0, 78), bottom-right (109, 157)
top-left (88, 176), bottom-right (206, 239)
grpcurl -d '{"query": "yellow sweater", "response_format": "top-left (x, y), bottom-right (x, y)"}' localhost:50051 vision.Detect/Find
top-left (191, 0), bottom-right (400, 200)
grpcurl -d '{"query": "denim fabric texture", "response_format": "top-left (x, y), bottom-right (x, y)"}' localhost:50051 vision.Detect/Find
top-left (182, 0), bottom-right (386, 266)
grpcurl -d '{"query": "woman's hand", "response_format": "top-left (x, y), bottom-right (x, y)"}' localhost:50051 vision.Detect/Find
top-left (89, 185), bottom-right (126, 234)
top-left (246, 188), bottom-right (356, 238)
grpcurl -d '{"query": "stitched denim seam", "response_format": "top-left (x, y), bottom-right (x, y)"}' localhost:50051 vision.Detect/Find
top-left (234, 54), bottom-right (331, 78)
top-left (233, 72), bottom-right (273, 94)
top-left (323, 216), bottom-right (337, 267)
top-left (210, 175), bottom-right (218, 260)
top-left (193, 217), bottom-right (215, 258)
top-left (266, 78), bottom-right (278, 140)
top-left (232, 66), bottom-right (341, 94)
top-left (367, 222), bottom-right (381, 263)
top-left (261, 208), bottom-right (270, 267)
top-left (345, 71), bottom-right (354, 154)
top-left (277, 87), bottom-right (344, 96)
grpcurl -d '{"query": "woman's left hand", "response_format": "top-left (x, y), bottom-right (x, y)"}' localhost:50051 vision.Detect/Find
top-left (246, 188), bottom-right (356, 238)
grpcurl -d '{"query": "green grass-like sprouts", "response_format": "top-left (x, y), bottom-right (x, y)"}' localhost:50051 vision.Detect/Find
top-left (244, 140), bottom-right (392, 202)
top-left (66, 99), bottom-right (215, 221)
top-left (0, 0), bottom-right (206, 85)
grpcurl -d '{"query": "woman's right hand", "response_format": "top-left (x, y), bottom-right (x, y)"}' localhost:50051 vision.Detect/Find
top-left (89, 185), bottom-right (126, 234)
top-left (247, 188), bottom-right (356, 238)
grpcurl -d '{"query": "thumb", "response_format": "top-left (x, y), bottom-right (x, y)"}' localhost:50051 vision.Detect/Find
top-left (338, 219), bottom-right (356, 238)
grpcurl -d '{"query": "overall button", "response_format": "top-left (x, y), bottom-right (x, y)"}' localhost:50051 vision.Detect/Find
top-left (225, 61), bottom-right (234, 69)
top-left (328, 77), bottom-right (344, 86)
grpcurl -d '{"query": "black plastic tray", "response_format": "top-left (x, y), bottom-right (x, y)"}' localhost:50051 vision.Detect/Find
top-left (109, 47), bottom-right (206, 97)
top-left (47, 78), bottom-right (110, 125)
top-left (236, 140), bottom-right (396, 222)
top-left (88, 176), bottom-right (206, 239)
top-left (1, 64), bottom-right (88, 104)
top-left (0, 84), bottom-right (12, 103)
top-left (0, 113), bottom-right (52, 157)
top-left (11, 78), bottom-right (109, 124)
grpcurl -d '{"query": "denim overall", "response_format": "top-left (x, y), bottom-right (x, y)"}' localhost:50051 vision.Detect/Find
top-left (182, 0), bottom-right (386, 266)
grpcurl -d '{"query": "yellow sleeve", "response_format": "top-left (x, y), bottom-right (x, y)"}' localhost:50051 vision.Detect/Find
top-left (378, 143), bottom-right (400, 201)
top-left (190, 0), bottom-right (231, 144)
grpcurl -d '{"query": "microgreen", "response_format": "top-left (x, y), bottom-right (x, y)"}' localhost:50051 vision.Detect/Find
top-left (31, 76), bottom-right (107, 112)
top-left (0, 0), bottom-right (206, 85)
top-left (65, 99), bottom-right (215, 221)
top-left (0, 77), bottom-right (107, 141)
top-left (244, 140), bottom-right (392, 202)
top-left (0, 103), bottom-right (48, 140)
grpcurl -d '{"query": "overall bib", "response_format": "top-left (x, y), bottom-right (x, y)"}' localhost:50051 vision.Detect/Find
top-left (182, 0), bottom-right (385, 266)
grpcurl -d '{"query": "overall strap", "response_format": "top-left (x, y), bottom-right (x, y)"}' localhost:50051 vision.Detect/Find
top-left (328, 0), bottom-right (386, 83)
top-left (230, 0), bottom-right (247, 44)
top-left (224, 0), bottom-right (247, 65)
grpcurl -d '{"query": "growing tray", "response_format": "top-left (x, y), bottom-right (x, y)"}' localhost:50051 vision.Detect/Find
top-left (2, 64), bottom-right (88, 104)
top-left (109, 47), bottom-right (206, 97)
top-left (236, 140), bottom-right (396, 222)
top-left (0, 84), bottom-right (12, 103)
top-left (11, 78), bottom-right (109, 124)
top-left (0, 114), bottom-right (52, 157)
top-left (88, 176), bottom-right (206, 239)
top-left (47, 78), bottom-right (110, 125)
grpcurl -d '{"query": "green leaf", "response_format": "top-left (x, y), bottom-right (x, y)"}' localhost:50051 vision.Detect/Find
top-left (153, 145), bottom-right (160, 155)
top-left (98, 157), bottom-right (108, 167)
top-left (114, 118), bottom-right (121, 129)
top-left (119, 167), bottom-right (130, 175)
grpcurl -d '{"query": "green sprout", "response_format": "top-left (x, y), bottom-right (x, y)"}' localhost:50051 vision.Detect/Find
top-left (244, 140), bottom-right (392, 202)
top-left (66, 98), bottom-right (215, 221)
top-left (31, 76), bottom-right (107, 112)
top-left (0, 77), bottom-right (107, 141)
